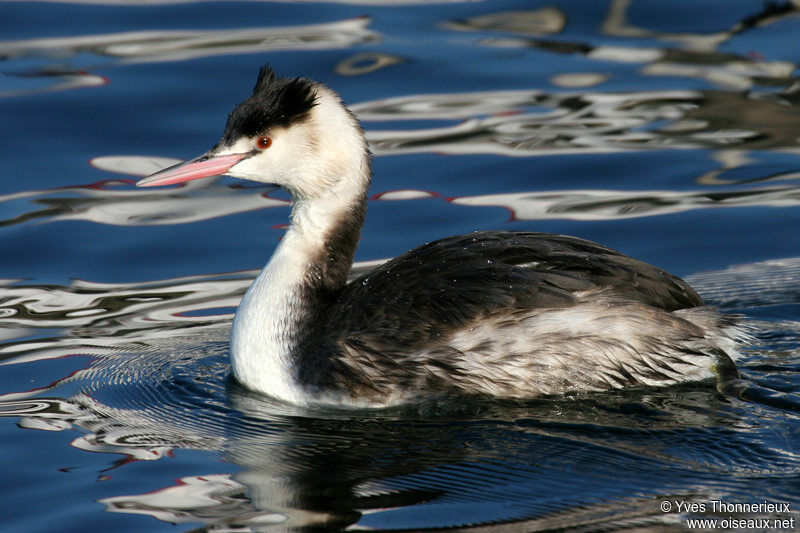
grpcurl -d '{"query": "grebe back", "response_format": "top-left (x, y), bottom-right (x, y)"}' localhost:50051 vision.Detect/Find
top-left (138, 66), bottom-right (745, 407)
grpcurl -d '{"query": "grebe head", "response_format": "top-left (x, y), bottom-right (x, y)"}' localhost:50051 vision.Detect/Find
top-left (137, 66), bottom-right (371, 201)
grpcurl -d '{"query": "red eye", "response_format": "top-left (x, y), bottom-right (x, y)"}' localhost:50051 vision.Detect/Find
top-left (256, 136), bottom-right (272, 149)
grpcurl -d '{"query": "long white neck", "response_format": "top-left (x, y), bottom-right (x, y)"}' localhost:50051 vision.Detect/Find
top-left (230, 95), bottom-right (370, 404)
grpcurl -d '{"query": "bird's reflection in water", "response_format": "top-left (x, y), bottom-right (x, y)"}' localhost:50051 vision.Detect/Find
top-left (2, 348), bottom-right (796, 531)
top-left (98, 381), bottom-right (766, 531)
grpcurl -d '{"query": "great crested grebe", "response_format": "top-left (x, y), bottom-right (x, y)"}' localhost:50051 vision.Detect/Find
top-left (138, 66), bottom-right (745, 407)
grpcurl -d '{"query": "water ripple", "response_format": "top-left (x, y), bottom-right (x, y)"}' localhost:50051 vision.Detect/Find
top-left (2, 165), bottom-right (798, 230)
top-left (0, 258), bottom-right (798, 529)
top-left (0, 18), bottom-right (378, 65)
top-left (358, 90), bottom-right (800, 156)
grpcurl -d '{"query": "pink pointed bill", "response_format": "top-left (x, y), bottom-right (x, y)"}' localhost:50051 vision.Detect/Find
top-left (136, 153), bottom-right (247, 187)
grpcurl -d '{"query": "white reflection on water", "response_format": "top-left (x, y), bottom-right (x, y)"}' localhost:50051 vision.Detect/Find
top-left (355, 89), bottom-right (800, 156)
top-left (0, 69), bottom-right (107, 98)
top-left (0, 18), bottom-right (378, 64)
top-left (3, 78), bottom-right (796, 232)
top-left (3, 157), bottom-right (798, 228)
top-left (94, 473), bottom-right (683, 531)
top-left (0, 275), bottom-right (244, 370)
top-left (479, 28), bottom-right (796, 92)
top-left (0, 161), bottom-right (288, 227)
top-left (452, 186), bottom-right (800, 221)
top-left (449, 2), bottom-right (798, 90)
top-left (334, 51), bottom-right (404, 76)
top-left (443, 6), bottom-right (567, 36)
top-left (99, 474), bottom-right (286, 527)
top-left (601, 0), bottom-right (798, 52)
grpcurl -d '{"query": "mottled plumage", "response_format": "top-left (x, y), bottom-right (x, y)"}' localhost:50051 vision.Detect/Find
top-left (292, 230), bottom-right (743, 403)
top-left (139, 66), bottom-right (746, 407)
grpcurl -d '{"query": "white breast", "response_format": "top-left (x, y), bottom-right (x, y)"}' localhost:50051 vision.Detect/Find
top-left (229, 234), bottom-right (314, 406)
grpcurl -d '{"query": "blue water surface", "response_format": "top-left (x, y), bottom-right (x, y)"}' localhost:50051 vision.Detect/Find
top-left (1, 0), bottom-right (800, 531)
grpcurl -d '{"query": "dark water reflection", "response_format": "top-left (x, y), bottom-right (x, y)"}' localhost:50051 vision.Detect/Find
top-left (3, 363), bottom-right (799, 531)
top-left (2, 0), bottom-right (800, 531)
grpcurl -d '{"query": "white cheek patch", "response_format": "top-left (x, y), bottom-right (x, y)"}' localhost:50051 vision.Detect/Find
top-left (217, 132), bottom-right (293, 184)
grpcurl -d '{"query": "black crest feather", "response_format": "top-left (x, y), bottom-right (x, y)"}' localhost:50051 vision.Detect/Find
top-left (220, 65), bottom-right (318, 144)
